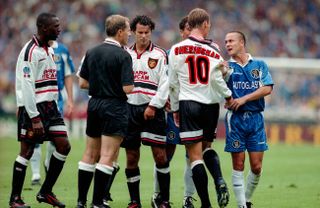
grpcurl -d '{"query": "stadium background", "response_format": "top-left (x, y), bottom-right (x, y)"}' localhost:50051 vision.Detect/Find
top-left (1, 0), bottom-right (320, 143)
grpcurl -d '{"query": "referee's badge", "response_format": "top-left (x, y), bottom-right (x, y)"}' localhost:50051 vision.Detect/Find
top-left (232, 140), bottom-right (240, 148)
top-left (148, 58), bottom-right (158, 69)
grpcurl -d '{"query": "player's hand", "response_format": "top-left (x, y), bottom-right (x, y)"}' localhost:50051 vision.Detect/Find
top-left (228, 97), bottom-right (246, 111)
top-left (144, 105), bottom-right (156, 120)
top-left (224, 97), bottom-right (234, 109)
top-left (165, 100), bottom-right (171, 112)
top-left (173, 111), bottom-right (180, 127)
top-left (216, 61), bottom-right (229, 75)
top-left (65, 99), bottom-right (74, 118)
top-left (31, 116), bottom-right (45, 137)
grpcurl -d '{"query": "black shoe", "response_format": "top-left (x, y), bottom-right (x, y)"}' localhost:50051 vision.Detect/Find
top-left (151, 193), bottom-right (162, 208)
top-left (76, 201), bottom-right (87, 208)
top-left (159, 201), bottom-right (172, 208)
top-left (127, 200), bottom-right (142, 208)
top-left (36, 192), bottom-right (65, 208)
top-left (31, 179), bottom-right (41, 186)
top-left (103, 192), bottom-right (113, 206)
top-left (9, 195), bottom-right (30, 208)
top-left (216, 183), bottom-right (229, 208)
top-left (91, 204), bottom-right (110, 208)
top-left (246, 201), bottom-right (253, 208)
top-left (182, 196), bottom-right (196, 208)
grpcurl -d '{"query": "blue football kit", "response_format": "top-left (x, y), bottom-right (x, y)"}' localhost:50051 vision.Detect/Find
top-left (52, 42), bottom-right (75, 114)
top-left (225, 55), bottom-right (274, 152)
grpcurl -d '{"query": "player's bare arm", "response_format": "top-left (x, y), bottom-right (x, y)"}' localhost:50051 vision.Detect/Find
top-left (229, 85), bottom-right (273, 111)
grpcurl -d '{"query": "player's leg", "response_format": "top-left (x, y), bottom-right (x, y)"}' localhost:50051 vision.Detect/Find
top-left (125, 147), bottom-right (141, 207)
top-left (37, 104), bottom-right (70, 208)
top-left (91, 135), bottom-right (122, 206)
top-left (44, 141), bottom-right (55, 171)
top-left (182, 153), bottom-right (196, 208)
top-left (245, 152), bottom-right (263, 207)
top-left (225, 110), bottom-right (247, 208)
top-left (9, 141), bottom-right (35, 208)
top-left (179, 100), bottom-right (211, 208)
top-left (153, 143), bottom-right (175, 197)
top-left (186, 142), bottom-right (211, 208)
top-left (151, 145), bottom-right (171, 207)
top-left (244, 112), bottom-right (268, 207)
top-left (202, 142), bottom-right (229, 208)
top-left (77, 136), bottom-right (101, 207)
top-left (231, 152), bottom-right (246, 208)
top-left (103, 156), bottom-right (120, 206)
top-left (30, 143), bottom-right (42, 185)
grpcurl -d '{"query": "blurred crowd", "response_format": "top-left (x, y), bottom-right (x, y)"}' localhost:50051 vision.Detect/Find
top-left (1, 0), bottom-right (320, 121)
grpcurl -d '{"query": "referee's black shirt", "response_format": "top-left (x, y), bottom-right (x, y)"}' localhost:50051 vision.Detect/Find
top-left (80, 41), bottom-right (133, 100)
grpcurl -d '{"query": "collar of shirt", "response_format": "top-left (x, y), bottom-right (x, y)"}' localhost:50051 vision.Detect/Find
top-left (130, 42), bottom-right (154, 52)
top-left (104, 38), bottom-right (121, 47)
top-left (229, 53), bottom-right (253, 67)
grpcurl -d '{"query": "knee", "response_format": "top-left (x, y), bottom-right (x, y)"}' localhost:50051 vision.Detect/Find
top-left (22, 150), bottom-right (34, 160)
top-left (251, 164), bottom-right (262, 175)
top-left (56, 142), bottom-right (71, 156)
top-left (154, 152), bottom-right (167, 166)
top-left (20, 146), bottom-right (35, 160)
top-left (126, 149), bottom-right (139, 168)
top-left (233, 160), bottom-right (245, 171)
top-left (83, 148), bottom-right (100, 163)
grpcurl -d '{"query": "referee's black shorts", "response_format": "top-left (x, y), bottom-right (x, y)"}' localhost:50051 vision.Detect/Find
top-left (86, 97), bottom-right (129, 138)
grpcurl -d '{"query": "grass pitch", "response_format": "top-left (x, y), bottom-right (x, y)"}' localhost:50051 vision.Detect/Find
top-left (0, 137), bottom-right (319, 207)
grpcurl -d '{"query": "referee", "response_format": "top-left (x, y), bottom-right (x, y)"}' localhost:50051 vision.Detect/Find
top-left (77, 14), bottom-right (134, 208)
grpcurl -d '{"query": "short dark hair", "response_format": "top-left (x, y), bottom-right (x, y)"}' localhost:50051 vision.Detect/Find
top-left (187, 8), bottom-right (209, 29)
top-left (36, 13), bottom-right (57, 28)
top-left (229, 31), bottom-right (246, 46)
top-left (105, 14), bottom-right (128, 37)
top-left (179, 16), bottom-right (188, 30)
top-left (130, 15), bottom-right (155, 32)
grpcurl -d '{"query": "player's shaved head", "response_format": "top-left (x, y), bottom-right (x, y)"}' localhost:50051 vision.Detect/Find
top-left (105, 14), bottom-right (129, 37)
top-left (227, 31), bottom-right (246, 46)
top-left (36, 13), bottom-right (57, 29)
top-left (187, 8), bottom-right (210, 29)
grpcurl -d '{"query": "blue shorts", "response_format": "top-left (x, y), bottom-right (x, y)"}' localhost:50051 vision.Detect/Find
top-left (166, 112), bottom-right (180, 145)
top-left (224, 110), bottom-right (268, 152)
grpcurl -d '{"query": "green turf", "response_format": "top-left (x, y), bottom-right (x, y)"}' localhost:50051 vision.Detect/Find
top-left (1, 137), bottom-right (320, 207)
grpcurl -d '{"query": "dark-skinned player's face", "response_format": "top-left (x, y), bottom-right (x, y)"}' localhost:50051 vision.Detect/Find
top-left (44, 17), bottom-right (61, 41)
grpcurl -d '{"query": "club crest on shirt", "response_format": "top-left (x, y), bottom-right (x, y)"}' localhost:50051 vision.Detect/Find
top-left (232, 140), bottom-right (240, 148)
top-left (53, 54), bottom-right (61, 62)
top-left (23, 66), bottom-right (31, 78)
top-left (250, 69), bottom-right (260, 79)
top-left (27, 129), bottom-right (34, 138)
top-left (148, 58), bottom-right (158, 69)
top-left (167, 131), bottom-right (176, 141)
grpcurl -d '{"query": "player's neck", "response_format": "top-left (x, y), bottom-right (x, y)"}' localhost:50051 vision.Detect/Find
top-left (190, 29), bottom-right (205, 40)
top-left (233, 52), bottom-right (248, 65)
top-left (135, 42), bottom-right (149, 54)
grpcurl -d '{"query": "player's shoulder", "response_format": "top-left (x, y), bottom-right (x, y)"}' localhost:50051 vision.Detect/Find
top-left (152, 43), bottom-right (168, 58)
